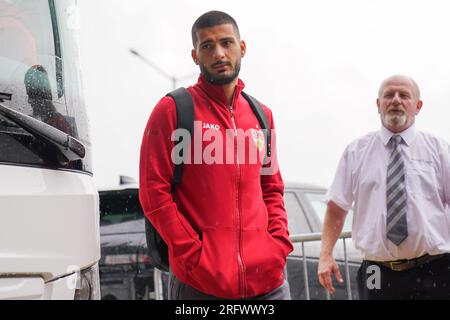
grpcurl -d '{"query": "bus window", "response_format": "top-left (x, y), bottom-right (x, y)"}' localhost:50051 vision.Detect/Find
top-left (0, 0), bottom-right (91, 172)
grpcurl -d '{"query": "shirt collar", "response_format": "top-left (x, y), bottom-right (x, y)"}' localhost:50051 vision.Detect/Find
top-left (196, 74), bottom-right (245, 108)
top-left (379, 124), bottom-right (417, 146)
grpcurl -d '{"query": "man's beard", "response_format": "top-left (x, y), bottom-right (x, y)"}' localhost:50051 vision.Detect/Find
top-left (383, 113), bottom-right (407, 128)
top-left (199, 60), bottom-right (241, 85)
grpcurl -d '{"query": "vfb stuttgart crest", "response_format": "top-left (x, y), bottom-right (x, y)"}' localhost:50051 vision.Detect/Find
top-left (251, 128), bottom-right (265, 152)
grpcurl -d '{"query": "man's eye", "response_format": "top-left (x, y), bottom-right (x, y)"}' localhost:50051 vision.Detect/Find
top-left (202, 44), bottom-right (211, 50)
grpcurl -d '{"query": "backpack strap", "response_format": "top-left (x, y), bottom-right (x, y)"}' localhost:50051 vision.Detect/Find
top-left (166, 87), bottom-right (194, 192)
top-left (241, 91), bottom-right (272, 158)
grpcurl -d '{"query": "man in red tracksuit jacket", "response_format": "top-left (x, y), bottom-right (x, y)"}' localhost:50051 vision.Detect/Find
top-left (139, 10), bottom-right (293, 299)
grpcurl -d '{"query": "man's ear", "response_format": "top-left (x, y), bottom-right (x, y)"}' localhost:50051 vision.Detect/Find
top-left (240, 40), bottom-right (246, 58)
top-left (376, 98), bottom-right (381, 114)
top-left (416, 100), bottom-right (423, 115)
top-left (191, 49), bottom-right (198, 65)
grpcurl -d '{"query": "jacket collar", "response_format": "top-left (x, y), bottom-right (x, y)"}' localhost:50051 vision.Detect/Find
top-left (196, 74), bottom-right (245, 108)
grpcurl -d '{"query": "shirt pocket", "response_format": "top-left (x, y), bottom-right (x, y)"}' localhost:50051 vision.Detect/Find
top-left (405, 163), bottom-right (438, 200)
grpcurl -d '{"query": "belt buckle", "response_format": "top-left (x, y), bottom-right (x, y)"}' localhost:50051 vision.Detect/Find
top-left (389, 261), bottom-right (405, 271)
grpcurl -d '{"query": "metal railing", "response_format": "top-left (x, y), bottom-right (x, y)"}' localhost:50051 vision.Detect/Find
top-left (153, 231), bottom-right (353, 300)
top-left (290, 231), bottom-right (353, 300)
top-left (153, 268), bottom-right (164, 300)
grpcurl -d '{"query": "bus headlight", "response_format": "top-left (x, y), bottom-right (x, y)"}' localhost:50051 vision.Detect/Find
top-left (74, 263), bottom-right (100, 300)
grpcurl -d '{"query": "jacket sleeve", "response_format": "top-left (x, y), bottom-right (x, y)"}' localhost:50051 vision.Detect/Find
top-left (139, 96), bottom-right (201, 270)
top-left (260, 108), bottom-right (294, 258)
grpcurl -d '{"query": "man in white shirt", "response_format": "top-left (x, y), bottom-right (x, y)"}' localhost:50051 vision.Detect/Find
top-left (318, 75), bottom-right (450, 299)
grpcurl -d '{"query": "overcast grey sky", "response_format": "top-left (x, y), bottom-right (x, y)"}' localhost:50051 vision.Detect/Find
top-left (78, 0), bottom-right (450, 189)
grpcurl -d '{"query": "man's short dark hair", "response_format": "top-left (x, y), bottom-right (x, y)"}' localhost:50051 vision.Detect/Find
top-left (191, 10), bottom-right (240, 47)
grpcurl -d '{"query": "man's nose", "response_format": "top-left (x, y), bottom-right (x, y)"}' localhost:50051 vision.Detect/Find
top-left (213, 46), bottom-right (226, 60)
top-left (392, 93), bottom-right (401, 104)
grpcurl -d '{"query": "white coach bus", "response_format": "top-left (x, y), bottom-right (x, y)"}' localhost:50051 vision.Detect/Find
top-left (0, 0), bottom-right (100, 299)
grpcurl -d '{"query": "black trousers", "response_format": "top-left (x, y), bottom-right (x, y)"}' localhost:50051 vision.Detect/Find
top-left (168, 271), bottom-right (291, 300)
top-left (357, 253), bottom-right (450, 300)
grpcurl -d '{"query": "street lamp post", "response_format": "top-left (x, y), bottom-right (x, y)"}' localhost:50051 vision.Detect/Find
top-left (130, 48), bottom-right (197, 90)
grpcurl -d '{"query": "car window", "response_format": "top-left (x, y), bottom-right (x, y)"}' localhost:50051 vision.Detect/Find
top-left (303, 191), bottom-right (353, 232)
top-left (284, 192), bottom-right (312, 234)
top-left (99, 190), bottom-right (144, 226)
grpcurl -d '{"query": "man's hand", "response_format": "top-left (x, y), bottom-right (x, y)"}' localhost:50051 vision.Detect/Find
top-left (317, 200), bottom-right (347, 295)
top-left (317, 254), bottom-right (344, 295)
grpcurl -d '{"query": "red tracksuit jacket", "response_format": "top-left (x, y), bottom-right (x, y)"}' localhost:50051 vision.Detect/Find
top-left (139, 75), bottom-right (293, 298)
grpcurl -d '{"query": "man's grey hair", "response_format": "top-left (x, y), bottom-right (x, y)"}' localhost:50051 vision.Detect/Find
top-left (378, 75), bottom-right (421, 99)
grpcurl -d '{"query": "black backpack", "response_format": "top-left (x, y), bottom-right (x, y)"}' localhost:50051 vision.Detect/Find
top-left (145, 88), bottom-right (271, 272)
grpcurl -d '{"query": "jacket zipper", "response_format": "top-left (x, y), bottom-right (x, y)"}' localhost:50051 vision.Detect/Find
top-left (229, 105), bottom-right (246, 298)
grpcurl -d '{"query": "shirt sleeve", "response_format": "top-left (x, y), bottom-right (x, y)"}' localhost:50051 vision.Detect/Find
top-left (441, 142), bottom-right (450, 206)
top-left (326, 145), bottom-right (354, 212)
top-left (139, 96), bottom-right (202, 270)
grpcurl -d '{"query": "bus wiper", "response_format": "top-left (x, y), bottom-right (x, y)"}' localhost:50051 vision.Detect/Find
top-left (0, 102), bottom-right (85, 165)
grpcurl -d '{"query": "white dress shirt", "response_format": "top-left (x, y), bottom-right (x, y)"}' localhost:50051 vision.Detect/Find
top-left (327, 124), bottom-right (450, 261)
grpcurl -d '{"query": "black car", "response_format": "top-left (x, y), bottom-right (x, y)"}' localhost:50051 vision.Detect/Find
top-left (98, 180), bottom-right (361, 300)
top-left (98, 185), bottom-right (155, 300)
top-left (283, 182), bottom-right (361, 299)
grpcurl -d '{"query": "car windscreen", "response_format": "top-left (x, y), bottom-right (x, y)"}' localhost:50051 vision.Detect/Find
top-left (284, 192), bottom-right (313, 234)
top-left (99, 190), bottom-right (144, 226)
top-left (303, 191), bottom-right (353, 232)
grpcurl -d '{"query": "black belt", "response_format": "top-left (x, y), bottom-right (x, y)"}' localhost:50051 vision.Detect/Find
top-left (368, 253), bottom-right (449, 272)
